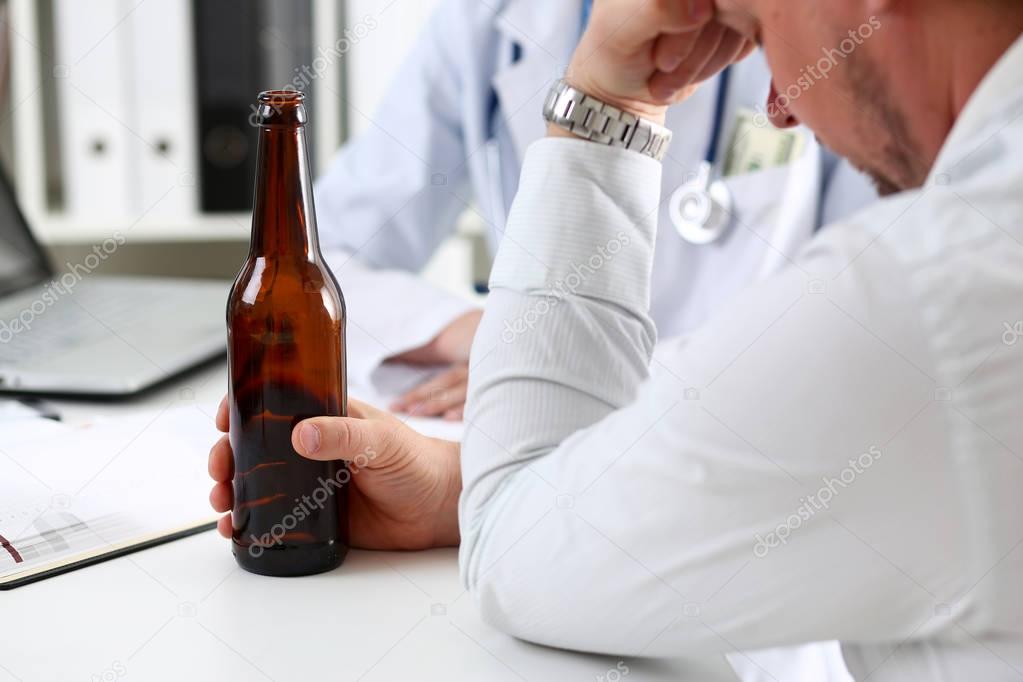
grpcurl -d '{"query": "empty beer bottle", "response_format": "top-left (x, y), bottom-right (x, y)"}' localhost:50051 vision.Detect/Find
top-left (226, 90), bottom-right (348, 576)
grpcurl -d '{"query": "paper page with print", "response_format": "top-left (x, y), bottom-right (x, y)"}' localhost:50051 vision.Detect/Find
top-left (0, 405), bottom-right (220, 589)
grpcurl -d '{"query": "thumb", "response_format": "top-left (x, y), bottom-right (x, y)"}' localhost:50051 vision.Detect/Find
top-left (292, 416), bottom-right (392, 467)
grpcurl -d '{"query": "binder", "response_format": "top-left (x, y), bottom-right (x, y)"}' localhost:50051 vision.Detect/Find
top-left (192, 0), bottom-right (315, 213)
top-left (127, 0), bottom-right (200, 218)
top-left (53, 0), bottom-right (134, 218)
top-left (52, 0), bottom-right (319, 219)
top-left (192, 0), bottom-right (263, 213)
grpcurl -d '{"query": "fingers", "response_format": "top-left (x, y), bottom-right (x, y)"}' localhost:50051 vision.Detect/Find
top-left (443, 405), bottom-right (464, 422)
top-left (736, 39), bottom-right (757, 63)
top-left (692, 30), bottom-right (752, 82)
top-left (408, 381), bottom-right (467, 418)
top-left (217, 514), bottom-right (233, 539)
top-left (216, 396), bottom-right (229, 432)
top-left (650, 25), bottom-right (754, 101)
top-left (652, 28), bottom-right (702, 74)
top-left (390, 365), bottom-right (469, 418)
top-left (292, 415), bottom-right (395, 464)
top-left (686, 0), bottom-right (715, 24)
top-left (208, 434), bottom-right (234, 526)
top-left (649, 22), bottom-right (727, 99)
top-left (211, 403), bottom-right (377, 468)
top-left (208, 434), bottom-right (233, 482)
top-left (209, 481), bottom-right (233, 513)
top-left (389, 367), bottom-right (460, 414)
top-left (625, 0), bottom-right (714, 42)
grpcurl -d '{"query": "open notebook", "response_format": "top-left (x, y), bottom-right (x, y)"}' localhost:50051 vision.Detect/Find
top-left (0, 405), bottom-right (221, 589)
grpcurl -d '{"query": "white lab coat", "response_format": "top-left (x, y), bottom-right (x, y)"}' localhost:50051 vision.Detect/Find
top-left (314, 0), bottom-right (876, 390)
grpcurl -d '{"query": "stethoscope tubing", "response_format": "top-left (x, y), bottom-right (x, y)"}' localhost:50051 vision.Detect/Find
top-left (670, 66), bottom-right (736, 245)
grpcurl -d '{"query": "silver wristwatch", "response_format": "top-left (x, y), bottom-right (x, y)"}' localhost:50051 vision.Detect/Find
top-left (542, 79), bottom-right (672, 161)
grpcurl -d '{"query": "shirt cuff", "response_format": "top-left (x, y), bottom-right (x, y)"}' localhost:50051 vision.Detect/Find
top-left (488, 137), bottom-right (663, 314)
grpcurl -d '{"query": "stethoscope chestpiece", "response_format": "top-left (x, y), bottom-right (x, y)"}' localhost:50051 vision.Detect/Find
top-left (670, 161), bottom-right (734, 245)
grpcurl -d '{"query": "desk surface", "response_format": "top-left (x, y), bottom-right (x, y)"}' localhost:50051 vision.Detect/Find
top-left (3, 361), bottom-right (738, 682)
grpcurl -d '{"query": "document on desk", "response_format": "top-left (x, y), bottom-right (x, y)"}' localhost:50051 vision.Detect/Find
top-left (0, 406), bottom-right (221, 589)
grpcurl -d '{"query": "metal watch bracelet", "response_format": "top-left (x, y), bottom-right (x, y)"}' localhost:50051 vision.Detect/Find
top-left (542, 79), bottom-right (672, 161)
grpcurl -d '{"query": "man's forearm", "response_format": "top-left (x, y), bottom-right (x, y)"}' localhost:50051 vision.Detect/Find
top-left (458, 137), bottom-right (662, 635)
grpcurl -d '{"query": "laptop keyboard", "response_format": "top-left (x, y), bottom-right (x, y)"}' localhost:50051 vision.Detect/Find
top-left (0, 283), bottom-right (188, 365)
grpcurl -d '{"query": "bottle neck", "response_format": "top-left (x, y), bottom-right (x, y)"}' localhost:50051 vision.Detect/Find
top-left (249, 124), bottom-right (320, 260)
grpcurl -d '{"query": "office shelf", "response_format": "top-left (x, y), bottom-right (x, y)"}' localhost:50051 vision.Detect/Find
top-left (6, 0), bottom-right (348, 245)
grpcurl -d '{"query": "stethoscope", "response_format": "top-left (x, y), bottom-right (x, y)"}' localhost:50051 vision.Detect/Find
top-left (669, 66), bottom-right (735, 245)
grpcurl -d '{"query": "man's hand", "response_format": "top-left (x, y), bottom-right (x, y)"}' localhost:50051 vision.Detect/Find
top-left (565, 0), bottom-right (755, 123)
top-left (387, 309), bottom-right (481, 419)
top-left (208, 396), bottom-right (461, 551)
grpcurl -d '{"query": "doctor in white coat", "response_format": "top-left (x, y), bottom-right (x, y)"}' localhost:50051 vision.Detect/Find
top-left (314, 0), bottom-right (875, 418)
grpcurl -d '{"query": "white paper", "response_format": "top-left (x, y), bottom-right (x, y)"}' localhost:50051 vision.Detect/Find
top-left (0, 405), bottom-right (220, 583)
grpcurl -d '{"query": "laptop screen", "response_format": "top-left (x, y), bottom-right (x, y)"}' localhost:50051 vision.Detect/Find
top-left (0, 171), bottom-right (51, 298)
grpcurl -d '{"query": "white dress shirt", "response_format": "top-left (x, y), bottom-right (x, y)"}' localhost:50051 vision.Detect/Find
top-left (460, 37), bottom-right (1023, 682)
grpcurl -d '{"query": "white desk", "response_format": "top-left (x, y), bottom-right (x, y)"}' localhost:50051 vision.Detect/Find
top-left (2, 361), bottom-right (738, 682)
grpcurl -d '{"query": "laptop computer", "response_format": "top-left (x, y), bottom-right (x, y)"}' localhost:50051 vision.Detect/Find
top-left (0, 172), bottom-right (227, 396)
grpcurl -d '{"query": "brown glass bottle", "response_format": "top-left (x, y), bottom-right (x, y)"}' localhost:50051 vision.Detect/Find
top-left (226, 90), bottom-right (348, 576)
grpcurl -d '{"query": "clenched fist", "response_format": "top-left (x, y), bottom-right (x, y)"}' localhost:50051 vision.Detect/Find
top-left (564, 0), bottom-right (755, 123)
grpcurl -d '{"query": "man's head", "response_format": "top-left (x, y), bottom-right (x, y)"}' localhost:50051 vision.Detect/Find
top-left (714, 0), bottom-right (1023, 195)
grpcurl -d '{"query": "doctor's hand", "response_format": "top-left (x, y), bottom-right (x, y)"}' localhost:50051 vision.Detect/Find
top-left (208, 396), bottom-right (462, 551)
top-left (387, 309), bottom-right (482, 420)
top-left (563, 0), bottom-right (754, 123)
top-left (390, 364), bottom-right (469, 421)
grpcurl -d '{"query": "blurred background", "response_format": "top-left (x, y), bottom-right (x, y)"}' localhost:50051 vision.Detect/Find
top-left (0, 0), bottom-right (484, 298)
